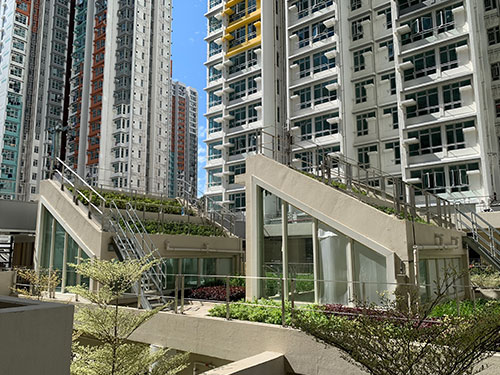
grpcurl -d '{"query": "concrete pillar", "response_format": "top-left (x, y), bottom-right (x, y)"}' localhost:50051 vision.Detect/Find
top-left (312, 219), bottom-right (320, 304)
top-left (346, 238), bottom-right (355, 306)
top-left (49, 217), bottom-right (56, 272)
top-left (76, 248), bottom-right (82, 287)
top-left (61, 232), bottom-right (68, 293)
top-left (281, 201), bottom-right (289, 299)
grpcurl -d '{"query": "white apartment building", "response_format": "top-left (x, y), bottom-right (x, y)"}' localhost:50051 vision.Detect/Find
top-left (204, 0), bottom-right (287, 211)
top-left (67, 0), bottom-right (173, 195)
top-left (0, 0), bottom-right (73, 201)
top-left (206, 0), bottom-right (500, 211)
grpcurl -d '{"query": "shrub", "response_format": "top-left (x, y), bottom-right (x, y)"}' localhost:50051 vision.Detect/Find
top-left (191, 286), bottom-right (245, 302)
top-left (124, 220), bottom-right (226, 237)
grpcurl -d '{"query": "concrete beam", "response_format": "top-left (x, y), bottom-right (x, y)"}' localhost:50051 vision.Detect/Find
top-left (204, 352), bottom-right (286, 375)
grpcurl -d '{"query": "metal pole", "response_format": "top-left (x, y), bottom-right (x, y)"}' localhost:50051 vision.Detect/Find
top-left (281, 278), bottom-right (286, 327)
top-left (281, 201), bottom-right (289, 299)
top-left (226, 276), bottom-right (231, 320)
top-left (181, 275), bottom-right (185, 314)
top-left (61, 233), bottom-right (68, 293)
top-left (174, 275), bottom-right (179, 314)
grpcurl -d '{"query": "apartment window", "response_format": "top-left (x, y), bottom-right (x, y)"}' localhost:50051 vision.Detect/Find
top-left (378, 8), bottom-right (392, 29)
top-left (488, 26), bottom-right (500, 45)
top-left (446, 121), bottom-right (474, 150)
top-left (405, 88), bottom-right (439, 118)
top-left (383, 107), bottom-right (399, 129)
top-left (315, 113), bottom-right (338, 138)
top-left (385, 142), bottom-right (401, 165)
top-left (209, 0), bottom-right (222, 8)
top-left (435, 6), bottom-right (455, 33)
top-left (440, 40), bottom-right (466, 71)
top-left (312, 22), bottom-right (334, 43)
top-left (248, 102), bottom-right (260, 123)
top-left (247, 75), bottom-right (259, 95)
top-left (208, 142), bottom-right (222, 160)
top-left (496, 99), bottom-right (500, 118)
top-left (229, 79), bottom-right (246, 101)
top-left (449, 163), bottom-right (479, 192)
top-left (294, 87), bottom-right (312, 109)
top-left (443, 80), bottom-right (470, 110)
top-left (248, 22), bottom-right (258, 40)
top-left (209, 16), bottom-right (222, 33)
top-left (352, 17), bottom-right (370, 41)
top-left (401, 14), bottom-right (433, 45)
top-left (297, 119), bottom-right (312, 140)
top-left (229, 1), bottom-right (246, 23)
top-left (208, 91), bottom-right (221, 107)
top-left (296, 27), bottom-right (310, 48)
top-left (208, 65), bottom-right (222, 82)
top-left (209, 41), bottom-right (222, 57)
top-left (356, 112), bottom-right (375, 136)
top-left (485, 0), bottom-right (498, 11)
top-left (208, 168), bottom-right (222, 187)
top-left (208, 116), bottom-right (222, 133)
top-left (358, 145), bottom-right (377, 169)
top-left (229, 107), bottom-right (247, 128)
top-left (381, 73), bottom-right (396, 95)
top-left (380, 40), bottom-right (394, 62)
top-left (351, 0), bottom-right (362, 11)
top-left (408, 127), bottom-right (442, 156)
top-left (354, 79), bottom-right (373, 103)
top-left (410, 167), bottom-right (446, 194)
top-left (229, 27), bottom-right (246, 49)
top-left (294, 57), bottom-right (311, 78)
top-left (229, 192), bottom-right (246, 211)
top-left (404, 51), bottom-right (436, 81)
top-left (314, 80), bottom-right (337, 105)
top-left (229, 133), bottom-right (257, 156)
top-left (229, 163), bottom-right (246, 184)
top-left (353, 48), bottom-right (371, 72)
top-left (492, 62), bottom-right (500, 81)
top-left (313, 50), bottom-right (335, 73)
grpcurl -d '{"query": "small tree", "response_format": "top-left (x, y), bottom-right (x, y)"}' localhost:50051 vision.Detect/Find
top-left (68, 257), bottom-right (188, 375)
top-left (12, 268), bottom-right (60, 300)
top-left (294, 273), bottom-right (500, 375)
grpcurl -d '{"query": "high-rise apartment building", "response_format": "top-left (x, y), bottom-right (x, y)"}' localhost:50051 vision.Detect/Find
top-left (0, 0), bottom-right (73, 200)
top-left (170, 80), bottom-right (198, 198)
top-left (205, 0), bottom-right (500, 212)
top-left (204, 0), bottom-right (287, 211)
top-left (66, 0), bottom-right (173, 194)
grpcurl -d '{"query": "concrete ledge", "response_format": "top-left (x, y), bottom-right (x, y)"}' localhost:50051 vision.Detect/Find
top-left (130, 310), bottom-right (500, 375)
top-left (0, 271), bottom-right (15, 296)
top-left (204, 352), bottom-right (285, 375)
top-left (0, 296), bottom-right (74, 375)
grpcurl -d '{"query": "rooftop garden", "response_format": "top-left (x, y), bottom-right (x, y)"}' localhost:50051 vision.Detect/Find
top-left (299, 171), bottom-right (428, 224)
top-left (125, 219), bottom-right (227, 237)
top-left (67, 187), bottom-right (194, 215)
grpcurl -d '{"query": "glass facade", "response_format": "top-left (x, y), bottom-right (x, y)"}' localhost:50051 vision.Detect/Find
top-left (39, 208), bottom-right (90, 291)
top-left (258, 188), bottom-right (390, 305)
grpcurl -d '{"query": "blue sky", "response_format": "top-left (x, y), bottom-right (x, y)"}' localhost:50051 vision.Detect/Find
top-left (171, 0), bottom-right (208, 196)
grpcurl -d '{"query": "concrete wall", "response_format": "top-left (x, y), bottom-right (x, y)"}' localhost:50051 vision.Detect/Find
top-left (129, 311), bottom-right (500, 375)
top-left (0, 296), bottom-right (74, 375)
top-left (0, 199), bottom-right (37, 233)
top-left (204, 352), bottom-right (286, 375)
top-left (0, 271), bottom-right (14, 295)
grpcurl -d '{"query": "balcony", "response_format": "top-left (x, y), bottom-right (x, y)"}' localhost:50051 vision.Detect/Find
top-left (287, 0), bottom-right (336, 29)
top-left (289, 29), bottom-right (336, 59)
top-left (399, 6), bottom-right (467, 54)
